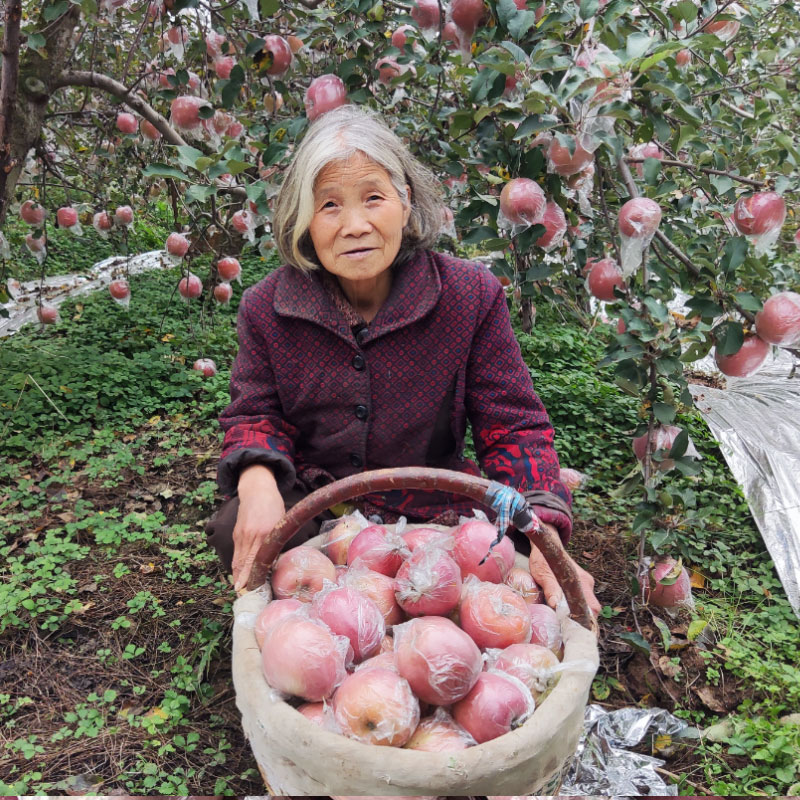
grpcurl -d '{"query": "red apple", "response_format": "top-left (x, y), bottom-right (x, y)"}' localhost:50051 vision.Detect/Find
top-left (166, 232), bottom-right (190, 258)
top-left (755, 291), bottom-right (800, 346)
top-left (206, 29), bottom-right (227, 58)
top-left (116, 112), bottom-right (138, 134)
top-left (56, 207), bottom-right (78, 228)
top-left (459, 578), bottom-right (532, 650)
top-left (213, 282), bottom-right (233, 304)
top-left (355, 651), bottom-right (397, 672)
top-left (193, 358), bottom-right (217, 377)
top-left (332, 667), bottom-right (420, 746)
top-left (170, 95), bottom-right (210, 131)
top-left (393, 616), bottom-right (482, 705)
top-left (37, 304), bottom-right (58, 324)
top-left (261, 614), bottom-right (349, 701)
top-left (452, 671), bottom-right (534, 743)
top-left (629, 141), bottom-right (662, 178)
top-left (505, 567), bottom-right (544, 607)
top-left (255, 598), bottom-right (304, 649)
top-left (347, 525), bottom-right (408, 577)
top-left (178, 273), bottom-right (202, 299)
top-left (109, 279), bottom-right (130, 301)
top-left (632, 425), bottom-right (683, 471)
top-left (231, 209), bottom-right (254, 234)
top-left (321, 516), bottom-right (364, 565)
top-left (141, 119), bottom-right (162, 141)
top-left (93, 211), bottom-right (113, 232)
top-left (451, 519), bottom-right (515, 583)
top-left (114, 205), bottom-right (134, 226)
top-left (338, 567), bottom-right (405, 626)
top-left (535, 201), bottom-right (567, 250)
top-left (410, 0), bottom-right (440, 28)
top-left (401, 526), bottom-right (452, 553)
top-left (394, 547), bottom-right (462, 616)
top-left (25, 233), bottom-right (46, 253)
top-left (732, 192), bottom-right (786, 237)
top-left (391, 24), bottom-right (416, 48)
top-left (304, 74), bottom-right (347, 122)
top-left (645, 557), bottom-right (693, 608)
top-left (499, 178), bottom-right (546, 226)
top-left (587, 257), bottom-right (624, 301)
top-left (404, 710), bottom-right (475, 751)
top-left (312, 585), bottom-right (386, 663)
top-left (450, 0), bottom-right (484, 36)
top-left (262, 34), bottom-right (292, 76)
top-left (714, 333), bottom-right (770, 377)
top-left (547, 136), bottom-right (594, 176)
top-left (618, 197), bottom-right (662, 238)
top-left (20, 199), bottom-right (46, 225)
top-left (216, 256), bottom-right (241, 281)
top-left (213, 56), bottom-right (235, 79)
top-left (528, 603), bottom-right (563, 656)
top-left (288, 35), bottom-right (304, 53)
top-left (271, 545), bottom-right (337, 602)
top-left (676, 49), bottom-right (692, 68)
top-left (492, 642), bottom-right (559, 701)
top-left (296, 701), bottom-right (331, 727)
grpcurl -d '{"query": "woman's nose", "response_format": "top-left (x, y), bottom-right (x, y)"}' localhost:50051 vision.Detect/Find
top-left (340, 204), bottom-right (372, 235)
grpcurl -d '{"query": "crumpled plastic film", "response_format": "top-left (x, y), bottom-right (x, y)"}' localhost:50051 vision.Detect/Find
top-left (560, 703), bottom-right (698, 795)
top-left (690, 375), bottom-right (800, 619)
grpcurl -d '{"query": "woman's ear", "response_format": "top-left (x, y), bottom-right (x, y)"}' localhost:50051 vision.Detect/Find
top-left (402, 183), bottom-right (412, 226)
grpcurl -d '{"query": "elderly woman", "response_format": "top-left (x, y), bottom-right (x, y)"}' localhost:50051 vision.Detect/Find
top-left (206, 106), bottom-right (599, 612)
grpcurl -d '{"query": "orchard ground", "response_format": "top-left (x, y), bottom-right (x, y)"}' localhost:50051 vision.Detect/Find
top-left (1, 226), bottom-right (799, 795)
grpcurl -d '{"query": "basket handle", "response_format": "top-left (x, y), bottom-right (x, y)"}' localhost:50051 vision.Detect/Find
top-left (246, 467), bottom-right (593, 630)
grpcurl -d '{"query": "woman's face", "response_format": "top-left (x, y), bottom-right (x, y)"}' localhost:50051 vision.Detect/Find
top-left (308, 153), bottom-right (411, 290)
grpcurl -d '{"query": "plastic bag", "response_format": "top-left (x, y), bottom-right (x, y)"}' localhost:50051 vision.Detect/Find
top-left (311, 581), bottom-right (386, 663)
top-left (320, 510), bottom-right (371, 565)
top-left (347, 524), bottom-right (410, 576)
top-left (528, 602), bottom-right (564, 656)
top-left (485, 642), bottom-right (560, 700)
top-left (404, 706), bottom-right (477, 751)
top-left (459, 574), bottom-right (532, 650)
top-left (270, 544), bottom-right (338, 601)
top-left (394, 546), bottom-right (462, 616)
top-left (338, 564), bottom-right (405, 627)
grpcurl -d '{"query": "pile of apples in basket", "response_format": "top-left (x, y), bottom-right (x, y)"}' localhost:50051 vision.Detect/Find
top-left (254, 513), bottom-right (571, 749)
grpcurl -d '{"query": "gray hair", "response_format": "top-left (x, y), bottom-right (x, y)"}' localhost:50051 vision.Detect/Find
top-left (273, 105), bottom-right (443, 272)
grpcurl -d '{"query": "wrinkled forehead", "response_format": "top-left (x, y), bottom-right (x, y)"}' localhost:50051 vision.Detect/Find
top-left (313, 151), bottom-right (395, 193)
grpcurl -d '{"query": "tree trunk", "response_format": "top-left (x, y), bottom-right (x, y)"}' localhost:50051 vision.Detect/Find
top-left (0, 4), bottom-right (81, 227)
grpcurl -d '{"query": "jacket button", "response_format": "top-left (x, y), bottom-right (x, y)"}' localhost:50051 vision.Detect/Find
top-left (355, 404), bottom-right (368, 421)
top-left (352, 354), bottom-right (365, 371)
top-left (355, 327), bottom-right (368, 345)
top-left (349, 453), bottom-right (363, 467)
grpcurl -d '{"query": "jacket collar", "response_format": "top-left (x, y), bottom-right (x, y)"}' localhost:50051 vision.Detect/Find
top-left (273, 249), bottom-right (442, 345)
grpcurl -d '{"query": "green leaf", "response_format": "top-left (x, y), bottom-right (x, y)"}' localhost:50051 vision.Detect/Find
top-left (713, 320), bottom-right (744, 356)
top-left (469, 68), bottom-right (498, 103)
top-left (499, 40), bottom-right (528, 62)
top-left (672, 0), bottom-right (697, 22)
top-left (732, 292), bottom-right (762, 313)
top-left (27, 32), bottom-right (46, 52)
top-left (626, 32), bottom-right (654, 60)
top-left (185, 185), bottom-right (217, 204)
top-left (668, 429), bottom-right (689, 459)
top-left (685, 294), bottom-right (723, 319)
top-left (481, 238), bottom-right (511, 250)
top-left (710, 174), bottom-right (735, 195)
top-left (176, 145), bottom-right (205, 169)
top-left (653, 617), bottom-right (672, 651)
top-left (719, 236), bottom-right (748, 274)
top-left (246, 37), bottom-right (266, 56)
top-left (141, 164), bottom-right (189, 180)
top-left (44, 1), bottom-right (69, 21)
top-left (260, 0), bottom-right (280, 15)
top-left (653, 402), bottom-right (676, 424)
top-left (224, 159), bottom-right (250, 176)
top-left (508, 9), bottom-right (538, 39)
top-left (496, 0), bottom-right (518, 28)
top-left (687, 619), bottom-right (708, 641)
top-left (618, 631), bottom-right (651, 655)
top-left (525, 263), bottom-right (552, 281)
top-left (639, 42), bottom-right (684, 72)
top-left (643, 157), bottom-right (661, 185)
top-left (579, 0), bottom-right (599, 20)
top-left (462, 226), bottom-right (499, 245)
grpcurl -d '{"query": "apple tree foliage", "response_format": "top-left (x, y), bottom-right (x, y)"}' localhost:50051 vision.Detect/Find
top-left (2, 0), bottom-right (800, 573)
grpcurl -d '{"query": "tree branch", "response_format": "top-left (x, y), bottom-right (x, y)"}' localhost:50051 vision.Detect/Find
top-left (624, 156), bottom-right (766, 189)
top-left (52, 70), bottom-right (188, 147)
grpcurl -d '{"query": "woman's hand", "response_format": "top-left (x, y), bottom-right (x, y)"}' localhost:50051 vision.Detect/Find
top-left (232, 465), bottom-right (285, 592)
top-left (528, 524), bottom-right (602, 618)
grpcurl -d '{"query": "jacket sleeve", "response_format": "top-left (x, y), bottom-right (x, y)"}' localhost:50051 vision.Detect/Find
top-left (216, 288), bottom-right (298, 497)
top-left (465, 270), bottom-right (574, 543)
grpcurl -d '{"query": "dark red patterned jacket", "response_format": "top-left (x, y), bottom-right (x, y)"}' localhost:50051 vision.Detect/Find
top-left (217, 250), bottom-right (573, 541)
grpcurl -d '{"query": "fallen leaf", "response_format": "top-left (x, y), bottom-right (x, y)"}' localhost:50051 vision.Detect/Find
top-left (696, 685), bottom-right (728, 713)
top-left (689, 569), bottom-right (705, 589)
top-left (139, 563), bottom-right (155, 574)
top-left (658, 655), bottom-right (681, 679)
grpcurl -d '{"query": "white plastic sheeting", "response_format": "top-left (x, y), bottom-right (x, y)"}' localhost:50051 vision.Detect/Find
top-left (1, 250), bottom-right (167, 338)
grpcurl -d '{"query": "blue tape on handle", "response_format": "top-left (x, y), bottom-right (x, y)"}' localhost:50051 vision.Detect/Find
top-left (478, 481), bottom-right (541, 565)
